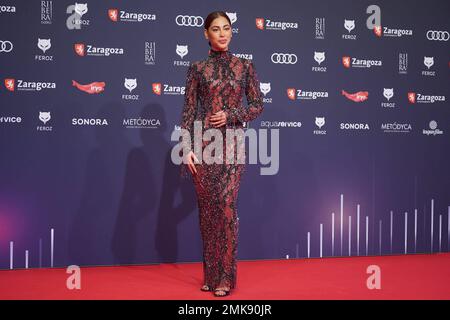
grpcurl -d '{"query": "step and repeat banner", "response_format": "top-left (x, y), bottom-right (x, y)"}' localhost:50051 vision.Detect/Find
top-left (0, 0), bottom-right (449, 269)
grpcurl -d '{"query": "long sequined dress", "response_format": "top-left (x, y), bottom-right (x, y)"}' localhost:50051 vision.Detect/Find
top-left (179, 48), bottom-right (264, 291)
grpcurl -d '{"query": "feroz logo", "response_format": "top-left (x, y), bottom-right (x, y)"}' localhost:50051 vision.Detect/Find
top-left (37, 38), bottom-right (51, 53)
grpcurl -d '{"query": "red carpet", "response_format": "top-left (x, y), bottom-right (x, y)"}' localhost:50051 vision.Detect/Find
top-left (0, 253), bottom-right (449, 299)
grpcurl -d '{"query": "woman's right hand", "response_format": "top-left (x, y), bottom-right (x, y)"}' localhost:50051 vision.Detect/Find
top-left (185, 150), bottom-right (199, 175)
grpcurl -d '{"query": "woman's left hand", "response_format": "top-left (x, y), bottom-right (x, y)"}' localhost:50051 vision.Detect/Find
top-left (209, 110), bottom-right (227, 128)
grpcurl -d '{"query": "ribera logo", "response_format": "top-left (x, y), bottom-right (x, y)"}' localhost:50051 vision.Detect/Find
top-left (408, 92), bottom-right (445, 104)
top-left (315, 18), bottom-right (325, 39)
top-left (152, 82), bottom-right (185, 95)
top-left (74, 43), bottom-right (124, 57)
top-left (108, 8), bottom-right (156, 22)
top-left (373, 25), bottom-right (413, 38)
top-left (423, 120), bottom-right (443, 136)
top-left (342, 56), bottom-right (382, 69)
top-left (399, 53), bottom-right (408, 74)
top-left (342, 90), bottom-right (369, 102)
top-left (287, 88), bottom-right (329, 101)
top-left (144, 41), bottom-right (156, 65)
top-left (72, 80), bottom-right (105, 94)
top-left (4, 78), bottom-right (56, 92)
top-left (41, 1), bottom-right (52, 24)
top-left (340, 122), bottom-right (370, 130)
top-left (256, 17), bottom-right (298, 31)
top-left (72, 118), bottom-right (109, 126)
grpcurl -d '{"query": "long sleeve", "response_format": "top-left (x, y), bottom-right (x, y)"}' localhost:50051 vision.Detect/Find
top-left (180, 62), bottom-right (199, 152)
top-left (226, 60), bottom-right (264, 125)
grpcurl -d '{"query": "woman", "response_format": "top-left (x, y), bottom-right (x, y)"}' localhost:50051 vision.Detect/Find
top-left (180, 11), bottom-right (264, 297)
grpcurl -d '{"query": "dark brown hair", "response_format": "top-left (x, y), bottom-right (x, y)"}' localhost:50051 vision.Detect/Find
top-left (204, 11), bottom-right (232, 47)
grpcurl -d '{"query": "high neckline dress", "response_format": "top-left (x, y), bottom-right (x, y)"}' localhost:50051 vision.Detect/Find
top-left (180, 47), bottom-right (264, 292)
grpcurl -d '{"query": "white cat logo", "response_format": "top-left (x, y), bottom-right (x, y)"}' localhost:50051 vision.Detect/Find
top-left (314, 51), bottom-right (325, 65)
top-left (39, 111), bottom-right (51, 124)
top-left (383, 88), bottom-right (394, 101)
top-left (37, 38), bottom-right (51, 53)
top-left (260, 82), bottom-right (271, 96)
top-left (74, 3), bottom-right (88, 17)
top-left (176, 45), bottom-right (188, 59)
top-left (124, 78), bottom-right (137, 93)
top-left (344, 19), bottom-right (355, 33)
top-left (315, 117), bottom-right (325, 129)
top-left (423, 57), bottom-right (434, 69)
top-left (226, 12), bottom-right (237, 24)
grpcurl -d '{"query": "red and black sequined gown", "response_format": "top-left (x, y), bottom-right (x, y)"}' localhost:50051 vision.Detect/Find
top-left (180, 48), bottom-right (264, 291)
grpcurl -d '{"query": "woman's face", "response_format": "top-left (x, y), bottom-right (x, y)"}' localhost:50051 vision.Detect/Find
top-left (204, 16), bottom-right (232, 51)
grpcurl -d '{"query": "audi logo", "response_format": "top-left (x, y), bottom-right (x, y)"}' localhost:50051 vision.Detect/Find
top-left (175, 15), bottom-right (204, 27)
top-left (426, 30), bottom-right (449, 41)
top-left (0, 40), bottom-right (13, 52)
top-left (271, 53), bottom-right (298, 64)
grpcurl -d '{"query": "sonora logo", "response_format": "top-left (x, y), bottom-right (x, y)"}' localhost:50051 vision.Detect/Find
top-left (426, 30), bottom-right (449, 41)
top-left (271, 53), bottom-right (298, 64)
top-left (0, 40), bottom-right (13, 52)
top-left (175, 15), bottom-right (203, 27)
